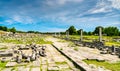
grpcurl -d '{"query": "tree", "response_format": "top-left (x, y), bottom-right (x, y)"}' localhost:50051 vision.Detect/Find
top-left (119, 31), bottom-right (120, 36)
top-left (83, 31), bottom-right (88, 35)
top-left (27, 31), bottom-right (35, 33)
top-left (67, 26), bottom-right (77, 35)
top-left (3, 26), bottom-right (8, 31)
top-left (0, 26), bottom-right (3, 30)
top-left (10, 27), bottom-right (16, 34)
top-left (104, 27), bottom-right (119, 36)
top-left (77, 29), bottom-right (87, 35)
top-left (0, 26), bottom-right (8, 31)
top-left (88, 31), bottom-right (93, 35)
top-left (93, 26), bottom-right (104, 35)
top-left (77, 29), bottom-right (81, 35)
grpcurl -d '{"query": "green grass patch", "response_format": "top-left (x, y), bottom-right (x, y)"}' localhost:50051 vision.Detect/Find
top-left (55, 61), bottom-right (67, 65)
top-left (60, 48), bottom-right (63, 50)
top-left (105, 42), bottom-right (120, 47)
top-left (62, 35), bottom-right (120, 47)
top-left (0, 47), bottom-right (8, 50)
top-left (0, 37), bottom-right (52, 44)
top-left (74, 47), bottom-right (79, 51)
top-left (83, 59), bottom-right (120, 71)
top-left (0, 61), bottom-right (7, 68)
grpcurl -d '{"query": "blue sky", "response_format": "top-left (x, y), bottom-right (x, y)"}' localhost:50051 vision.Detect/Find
top-left (0, 0), bottom-right (120, 32)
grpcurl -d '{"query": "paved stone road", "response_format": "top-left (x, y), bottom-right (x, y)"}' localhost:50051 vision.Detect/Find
top-left (2, 44), bottom-right (80, 71)
top-left (46, 37), bottom-right (119, 71)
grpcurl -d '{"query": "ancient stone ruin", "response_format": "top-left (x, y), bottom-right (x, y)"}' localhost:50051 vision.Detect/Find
top-left (0, 44), bottom-right (47, 64)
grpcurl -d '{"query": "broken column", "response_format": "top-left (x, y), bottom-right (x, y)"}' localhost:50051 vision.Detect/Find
top-left (99, 27), bottom-right (102, 42)
top-left (54, 32), bottom-right (56, 37)
top-left (111, 45), bottom-right (116, 53)
top-left (80, 29), bottom-right (83, 41)
top-left (66, 30), bottom-right (69, 39)
top-left (59, 32), bottom-right (61, 37)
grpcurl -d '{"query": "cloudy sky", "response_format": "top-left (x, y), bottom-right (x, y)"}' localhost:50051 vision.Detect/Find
top-left (0, 0), bottom-right (120, 32)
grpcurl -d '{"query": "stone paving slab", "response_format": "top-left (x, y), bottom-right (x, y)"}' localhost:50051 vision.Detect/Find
top-left (42, 65), bottom-right (47, 71)
top-left (58, 64), bottom-right (69, 69)
top-left (3, 68), bottom-right (12, 71)
top-left (18, 67), bottom-right (30, 71)
top-left (6, 62), bottom-right (17, 67)
top-left (48, 66), bottom-right (59, 71)
top-left (47, 58), bottom-right (55, 64)
top-left (31, 67), bottom-right (40, 71)
top-left (17, 66), bottom-right (24, 71)
top-left (33, 60), bottom-right (40, 67)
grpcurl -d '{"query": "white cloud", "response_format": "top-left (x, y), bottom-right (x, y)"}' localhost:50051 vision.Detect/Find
top-left (91, 7), bottom-right (111, 14)
top-left (5, 20), bottom-right (14, 24)
top-left (88, 0), bottom-right (112, 14)
top-left (12, 15), bottom-right (34, 24)
top-left (109, 0), bottom-right (120, 9)
top-left (88, 0), bottom-right (120, 14)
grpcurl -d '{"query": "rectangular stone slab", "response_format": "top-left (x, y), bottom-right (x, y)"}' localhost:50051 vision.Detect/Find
top-left (48, 66), bottom-right (59, 71)
top-left (31, 67), bottom-right (40, 71)
top-left (6, 62), bottom-right (17, 67)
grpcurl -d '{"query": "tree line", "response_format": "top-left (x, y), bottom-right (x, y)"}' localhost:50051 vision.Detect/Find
top-left (0, 26), bottom-right (41, 34)
top-left (67, 26), bottom-right (120, 36)
top-left (0, 26), bottom-right (16, 33)
top-left (0, 25), bottom-right (120, 36)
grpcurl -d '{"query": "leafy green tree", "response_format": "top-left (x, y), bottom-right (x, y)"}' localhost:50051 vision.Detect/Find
top-left (27, 31), bottom-right (35, 33)
top-left (67, 26), bottom-right (77, 35)
top-left (0, 26), bottom-right (3, 30)
top-left (88, 31), bottom-right (93, 35)
top-left (93, 26), bottom-right (104, 35)
top-left (77, 29), bottom-right (87, 35)
top-left (3, 26), bottom-right (8, 31)
top-left (119, 32), bottom-right (120, 36)
top-left (77, 29), bottom-right (80, 35)
top-left (104, 27), bottom-right (119, 36)
top-left (10, 27), bottom-right (16, 34)
top-left (0, 26), bottom-right (8, 31)
top-left (83, 31), bottom-right (88, 35)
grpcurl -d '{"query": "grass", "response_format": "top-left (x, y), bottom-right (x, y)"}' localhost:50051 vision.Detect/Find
top-left (62, 35), bottom-right (120, 46)
top-left (55, 61), bottom-right (67, 65)
top-left (0, 36), bottom-right (52, 44)
top-left (83, 59), bottom-right (120, 71)
top-left (68, 42), bottom-right (76, 47)
top-left (0, 61), bottom-right (7, 70)
top-left (105, 42), bottom-right (120, 47)
top-left (74, 47), bottom-right (79, 51)
top-left (60, 48), bottom-right (63, 50)
top-left (0, 47), bottom-right (8, 50)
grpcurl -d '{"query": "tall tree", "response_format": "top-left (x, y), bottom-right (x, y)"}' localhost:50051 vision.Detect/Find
top-left (67, 26), bottom-right (76, 35)
top-left (88, 31), bottom-right (93, 35)
top-left (0, 26), bottom-right (8, 31)
top-left (93, 26), bottom-right (104, 35)
top-left (10, 27), bottom-right (16, 34)
top-left (2, 26), bottom-right (8, 31)
top-left (104, 27), bottom-right (119, 36)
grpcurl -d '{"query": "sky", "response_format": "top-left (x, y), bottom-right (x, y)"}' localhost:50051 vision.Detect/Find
top-left (0, 0), bottom-right (120, 32)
